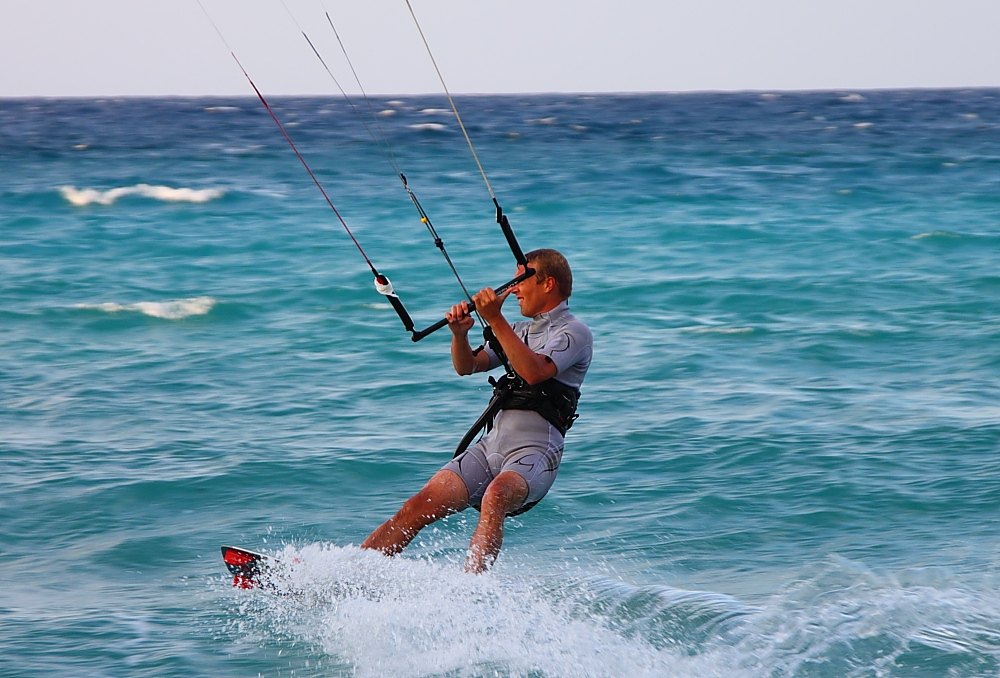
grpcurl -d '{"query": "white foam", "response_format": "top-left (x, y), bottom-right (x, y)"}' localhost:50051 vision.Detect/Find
top-left (418, 108), bottom-right (454, 115)
top-left (203, 106), bottom-right (241, 113)
top-left (230, 547), bottom-right (1000, 678)
top-left (854, 122), bottom-right (874, 129)
top-left (60, 184), bottom-right (224, 207)
top-left (377, 109), bottom-right (396, 117)
top-left (912, 231), bottom-right (960, 240)
top-left (841, 93), bottom-right (865, 102)
top-left (407, 123), bottom-right (446, 132)
top-left (75, 296), bottom-right (216, 320)
top-left (527, 117), bottom-right (558, 124)
top-left (689, 326), bottom-right (755, 335)
top-left (728, 558), bottom-right (1000, 676)
top-left (230, 544), bottom-right (742, 678)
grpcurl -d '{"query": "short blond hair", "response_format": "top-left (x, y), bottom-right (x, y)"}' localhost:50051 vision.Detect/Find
top-left (526, 248), bottom-right (572, 298)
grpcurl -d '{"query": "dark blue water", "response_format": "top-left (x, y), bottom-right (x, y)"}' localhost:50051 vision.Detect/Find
top-left (2, 90), bottom-right (1000, 677)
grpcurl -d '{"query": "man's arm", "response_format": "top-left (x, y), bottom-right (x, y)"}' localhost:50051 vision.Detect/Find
top-left (472, 288), bottom-right (558, 386)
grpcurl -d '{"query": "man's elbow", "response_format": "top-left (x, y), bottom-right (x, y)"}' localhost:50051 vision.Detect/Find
top-left (521, 368), bottom-right (552, 386)
top-left (454, 360), bottom-right (478, 377)
top-left (521, 358), bottom-right (557, 385)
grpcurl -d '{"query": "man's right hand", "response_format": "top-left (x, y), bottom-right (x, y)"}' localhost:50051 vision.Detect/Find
top-left (446, 300), bottom-right (476, 335)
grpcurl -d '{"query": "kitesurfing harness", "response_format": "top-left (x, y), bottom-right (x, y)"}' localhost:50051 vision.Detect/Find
top-left (453, 329), bottom-right (580, 458)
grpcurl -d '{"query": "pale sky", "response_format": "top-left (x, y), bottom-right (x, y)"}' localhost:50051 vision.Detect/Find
top-left (2, 0), bottom-right (999, 97)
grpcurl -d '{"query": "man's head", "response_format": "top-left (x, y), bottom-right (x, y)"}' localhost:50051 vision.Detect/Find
top-left (511, 248), bottom-right (573, 317)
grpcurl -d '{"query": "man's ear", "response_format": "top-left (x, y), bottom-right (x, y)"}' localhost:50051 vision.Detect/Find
top-left (542, 276), bottom-right (558, 294)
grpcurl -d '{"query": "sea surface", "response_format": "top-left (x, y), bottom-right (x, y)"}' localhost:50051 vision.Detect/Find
top-left (2, 88), bottom-right (1000, 677)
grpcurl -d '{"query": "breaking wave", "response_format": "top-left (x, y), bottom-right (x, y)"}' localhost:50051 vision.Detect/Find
top-left (912, 230), bottom-right (961, 240)
top-left (60, 184), bottom-right (224, 206)
top-left (75, 296), bottom-right (216, 320)
top-left (407, 123), bottom-right (447, 132)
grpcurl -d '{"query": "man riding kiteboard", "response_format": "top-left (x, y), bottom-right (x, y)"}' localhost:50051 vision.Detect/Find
top-left (361, 249), bottom-right (593, 573)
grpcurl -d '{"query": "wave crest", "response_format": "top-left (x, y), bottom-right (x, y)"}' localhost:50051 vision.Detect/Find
top-left (407, 123), bottom-right (446, 132)
top-left (60, 184), bottom-right (224, 206)
top-left (75, 296), bottom-right (216, 320)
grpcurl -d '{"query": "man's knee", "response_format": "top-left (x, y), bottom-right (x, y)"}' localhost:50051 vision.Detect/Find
top-left (400, 470), bottom-right (470, 522)
top-left (480, 471), bottom-right (529, 516)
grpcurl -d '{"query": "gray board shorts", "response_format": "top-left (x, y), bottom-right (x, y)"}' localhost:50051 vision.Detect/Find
top-left (443, 409), bottom-right (564, 516)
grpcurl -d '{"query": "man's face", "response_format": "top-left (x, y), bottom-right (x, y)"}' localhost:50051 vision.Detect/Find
top-left (512, 262), bottom-right (548, 317)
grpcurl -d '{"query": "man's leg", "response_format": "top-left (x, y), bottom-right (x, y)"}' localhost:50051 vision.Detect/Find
top-left (464, 470), bottom-right (529, 574)
top-left (361, 469), bottom-right (470, 556)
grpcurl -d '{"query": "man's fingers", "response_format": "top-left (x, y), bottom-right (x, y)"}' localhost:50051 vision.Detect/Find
top-left (473, 288), bottom-right (496, 305)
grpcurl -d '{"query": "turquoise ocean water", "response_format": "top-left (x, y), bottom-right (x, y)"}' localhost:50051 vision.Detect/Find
top-left (2, 90), bottom-right (1000, 677)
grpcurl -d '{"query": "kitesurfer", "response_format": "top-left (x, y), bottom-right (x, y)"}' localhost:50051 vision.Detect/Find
top-left (360, 249), bottom-right (593, 573)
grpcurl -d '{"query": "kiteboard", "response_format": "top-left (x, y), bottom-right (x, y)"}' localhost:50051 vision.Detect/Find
top-left (221, 545), bottom-right (272, 589)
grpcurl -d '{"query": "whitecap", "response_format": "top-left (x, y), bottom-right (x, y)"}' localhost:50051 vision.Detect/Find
top-left (854, 122), bottom-right (874, 128)
top-left (569, 124), bottom-right (588, 132)
top-left (912, 231), bottom-right (960, 240)
top-left (386, 100), bottom-right (405, 107)
top-left (527, 117), bottom-right (558, 124)
top-left (203, 106), bottom-right (241, 113)
top-left (377, 109), bottom-right (396, 117)
top-left (75, 296), bottom-right (217, 320)
top-left (418, 108), bottom-right (453, 115)
top-left (60, 184), bottom-right (224, 206)
top-left (841, 93), bottom-right (865, 102)
top-left (72, 143), bottom-right (89, 151)
top-left (222, 145), bottom-right (262, 155)
top-left (407, 123), bottom-right (446, 132)
top-left (689, 326), bottom-right (755, 335)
